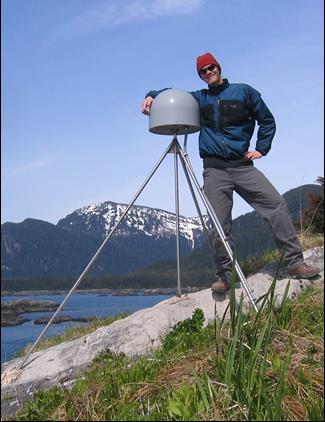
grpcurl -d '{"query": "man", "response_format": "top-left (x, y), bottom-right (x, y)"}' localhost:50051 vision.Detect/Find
top-left (141, 52), bottom-right (320, 294)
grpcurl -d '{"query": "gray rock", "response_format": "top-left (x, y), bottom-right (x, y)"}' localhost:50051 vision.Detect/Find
top-left (1, 246), bottom-right (323, 418)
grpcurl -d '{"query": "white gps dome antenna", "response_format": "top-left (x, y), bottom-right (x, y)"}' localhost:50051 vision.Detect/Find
top-left (149, 89), bottom-right (201, 135)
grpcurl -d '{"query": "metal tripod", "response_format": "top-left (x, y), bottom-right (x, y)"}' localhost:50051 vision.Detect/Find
top-left (19, 135), bottom-right (258, 369)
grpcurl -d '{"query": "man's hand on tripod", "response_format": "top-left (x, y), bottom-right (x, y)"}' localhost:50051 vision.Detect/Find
top-left (141, 96), bottom-right (154, 115)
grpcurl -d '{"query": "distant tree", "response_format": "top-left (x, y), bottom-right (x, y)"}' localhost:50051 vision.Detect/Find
top-left (302, 177), bottom-right (324, 234)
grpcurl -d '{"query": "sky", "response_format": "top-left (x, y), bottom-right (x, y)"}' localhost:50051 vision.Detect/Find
top-left (1, 0), bottom-right (324, 225)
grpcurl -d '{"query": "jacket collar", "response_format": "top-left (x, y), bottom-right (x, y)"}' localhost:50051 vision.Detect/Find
top-left (208, 78), bottom-right (229, 95)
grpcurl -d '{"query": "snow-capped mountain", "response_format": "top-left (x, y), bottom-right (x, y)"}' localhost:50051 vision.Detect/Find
top-left (57, 201), bottom-right (209, 250)
top-left (2, 201), bottom-right (209, 278)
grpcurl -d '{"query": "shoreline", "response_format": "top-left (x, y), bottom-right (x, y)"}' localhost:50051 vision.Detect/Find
top-left (1, 286), bottom-right (202, 297)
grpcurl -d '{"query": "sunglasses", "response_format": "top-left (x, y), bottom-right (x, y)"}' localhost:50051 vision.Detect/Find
top-left (200, 64), bottom-right (217, 75)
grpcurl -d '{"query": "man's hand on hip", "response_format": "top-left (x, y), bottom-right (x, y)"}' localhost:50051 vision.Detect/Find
top-left (244, 151), bottom-right (263, 160)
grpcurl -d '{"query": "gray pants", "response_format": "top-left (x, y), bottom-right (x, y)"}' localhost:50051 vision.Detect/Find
top-left (203, 165), bottom-right (304, 280)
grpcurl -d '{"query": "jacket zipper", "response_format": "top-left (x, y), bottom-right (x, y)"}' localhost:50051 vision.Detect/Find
top-left (218, 99), bottom-right (226, 155)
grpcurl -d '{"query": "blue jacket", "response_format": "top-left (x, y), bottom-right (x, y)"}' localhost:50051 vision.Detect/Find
top-left (146, 79), bottom-right (276, 159)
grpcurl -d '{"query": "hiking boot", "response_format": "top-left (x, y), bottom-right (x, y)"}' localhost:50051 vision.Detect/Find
top-left (211, 278), bottom-right (230, 294)
top-left (288, 263), bottom-right (320, 279)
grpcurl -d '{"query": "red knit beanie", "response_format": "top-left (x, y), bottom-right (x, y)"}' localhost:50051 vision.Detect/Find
top-left (196, 52), bottom-right (221, 74)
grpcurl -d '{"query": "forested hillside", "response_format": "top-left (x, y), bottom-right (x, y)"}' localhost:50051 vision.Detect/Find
top-left (2, 183), bottom-right (322, 292)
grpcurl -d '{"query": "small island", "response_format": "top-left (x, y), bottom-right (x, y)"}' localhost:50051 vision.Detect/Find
top-left (34, 315), bottom-right (97, 325)
top-left (1, 311), bottom-right (29, 326)
top-left (1, 299), bottom-right (59, 327)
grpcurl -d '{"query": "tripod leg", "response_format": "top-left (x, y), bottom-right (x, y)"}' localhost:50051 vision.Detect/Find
top-left (177, 141), bottom-right (258, 311)
top-left (178, 145), bottom-right (216, 265)
top-left (19, 138), bottom-right (176, 369)
top-left (173, 142), bottom-right (182, 297)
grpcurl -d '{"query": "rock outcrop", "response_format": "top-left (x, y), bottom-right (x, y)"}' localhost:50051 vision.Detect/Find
top-left (1, 246), bottom-right (323, 418)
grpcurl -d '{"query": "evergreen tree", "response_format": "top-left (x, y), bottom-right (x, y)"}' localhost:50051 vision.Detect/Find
top-left (303, 177), bottom-right (324, 234)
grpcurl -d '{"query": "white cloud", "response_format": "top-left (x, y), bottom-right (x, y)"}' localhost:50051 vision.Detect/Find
top-left (1, 156), bottom-right (59, 191)
top-left (11, 156), bottom-right (58, 176)
top-left (53, 0), bottom-right (205, 37)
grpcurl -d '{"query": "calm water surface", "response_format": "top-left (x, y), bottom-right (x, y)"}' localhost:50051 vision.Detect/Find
top-left (1, 292), bottom-right (172, 364)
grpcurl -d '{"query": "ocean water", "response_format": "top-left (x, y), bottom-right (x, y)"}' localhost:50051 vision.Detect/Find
top-left (1, 292), bottom-right (172, 364)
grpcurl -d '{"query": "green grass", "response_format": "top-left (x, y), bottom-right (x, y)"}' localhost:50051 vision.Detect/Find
top-left (8, 274), bottom-right (324, 421)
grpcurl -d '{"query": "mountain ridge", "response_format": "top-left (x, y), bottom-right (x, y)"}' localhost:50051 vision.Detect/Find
top-left (1, 184), bottom-right (321, 281)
